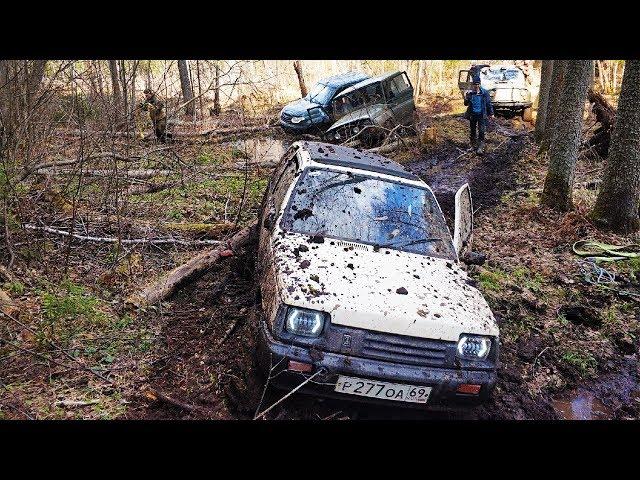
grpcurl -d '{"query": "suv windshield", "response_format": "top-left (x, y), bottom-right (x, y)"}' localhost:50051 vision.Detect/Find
top-left (307, 83), bottom-right (336, 105)
top-left (332, 82), bottom-right (385, 117)
top-left (482, 68), bottom-right (524, 83)
top-left (281, 168), bottom-right (456, 260)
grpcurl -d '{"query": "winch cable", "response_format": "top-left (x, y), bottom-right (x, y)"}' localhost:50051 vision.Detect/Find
top-left (254, 366), bottom-right (327, 420)
top-left (576, 260), bottom-right (640, 301)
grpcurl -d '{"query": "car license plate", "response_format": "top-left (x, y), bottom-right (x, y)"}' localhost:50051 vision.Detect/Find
top-left (334, 375), bottom-right (431, 403)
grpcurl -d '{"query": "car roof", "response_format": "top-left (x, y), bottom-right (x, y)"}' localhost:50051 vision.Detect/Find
top-left (298, 141), bottom-right (421, 182)
top-left (334, 71), bottom-right (405, 99)
top-left (482, 64), bottom-right (522, 72)
top-left (318, 72), bottom-right (370, 88)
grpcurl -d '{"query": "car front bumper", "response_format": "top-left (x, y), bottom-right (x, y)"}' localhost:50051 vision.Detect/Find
top-left (257, 321), bottom-right (497, 408)
top-left (491, 101), bottom-right (532, 110)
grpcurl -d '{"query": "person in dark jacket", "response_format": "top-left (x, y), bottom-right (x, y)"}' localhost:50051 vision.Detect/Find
top-left (139, 89), bottom-right (171, 143)
top-left (464, 77), bottom-right (494, 154)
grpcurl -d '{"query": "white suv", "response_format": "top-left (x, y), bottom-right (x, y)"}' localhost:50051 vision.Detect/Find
top-left (255, 141), bottom-right (499, 408)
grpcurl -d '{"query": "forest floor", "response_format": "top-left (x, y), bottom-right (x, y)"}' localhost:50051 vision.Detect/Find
top-left (1, 97), bottom-right (639, 420)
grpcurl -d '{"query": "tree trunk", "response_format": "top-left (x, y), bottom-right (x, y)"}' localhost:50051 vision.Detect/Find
top-left (213, 61), bottom-right (221, 116)
top-left (534, 60), bottom-right (554, 142)
top-left (415, 60), bottom-right (423, 101)
top-left (108, 60), bottom-right (121, 111)
top-left (196, 60), bottom-right (203, 119)
top-left (540, 60), bottom-right (593, 211)
top-left (293, 60), bottom-right (308, 98)
top-left (119, 60), bottom-right (129, 121)
top-left (539, 60), bottom-right (568, 152)
top-left (177, 60), bottom-right (195, 116)
top-left (590, 60), bottom-right (640, 232)
top-left (26, 60), bottom-right (47, 105)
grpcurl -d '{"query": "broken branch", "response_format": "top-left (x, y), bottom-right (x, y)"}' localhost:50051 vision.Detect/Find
top-left (24, 224), bottom-right (222, 246)
top-left (126, 220), bottom-right (257, 307)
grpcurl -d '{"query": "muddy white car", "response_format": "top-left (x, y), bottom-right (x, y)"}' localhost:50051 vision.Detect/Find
top-left (255, 141), bottom-right (499, 408)
top-left (459, 64), bottom-right (533, 120)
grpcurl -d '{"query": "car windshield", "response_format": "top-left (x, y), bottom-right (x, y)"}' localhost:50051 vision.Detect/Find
top-left (307, 83), bottom-right (336, 105)
top-left (481, 68), bottom-right (523, 83)
top-left (281, 168), bottom-right (456, 260)
top-left (332, 82), bottom-right (385, 117)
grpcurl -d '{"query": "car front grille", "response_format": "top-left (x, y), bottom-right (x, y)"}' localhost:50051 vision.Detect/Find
top-left (361, 331), bottom-right (452, 368)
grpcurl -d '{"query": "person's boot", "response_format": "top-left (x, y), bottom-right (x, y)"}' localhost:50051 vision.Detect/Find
top-left (476, 140), bottom-right (485, 155)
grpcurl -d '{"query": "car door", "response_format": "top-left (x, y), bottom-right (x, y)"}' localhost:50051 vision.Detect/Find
top-left (258, 146), bottom-right (300, 323)
top-left (385, 72), bottom-right (415, 126)
top-left (458, 69), bottom-right (473, 95)
top-left (453, 183), bottom-right (473, 258)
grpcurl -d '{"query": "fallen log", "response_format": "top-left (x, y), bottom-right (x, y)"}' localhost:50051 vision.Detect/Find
top-left (24, 224), bottom-right (222, 246)
top-left (20, 152), bottom-right (144, 181)
top-left (143, 388), bottom-right (216, 416)
top-left (126, 220), bottom-right (257, 308)
top-left (367, 138), bottom-right (418, 155)
top-left (175, 125), bottom-right (274, 141)
top-left (34, 168), bottom-right (173, 179)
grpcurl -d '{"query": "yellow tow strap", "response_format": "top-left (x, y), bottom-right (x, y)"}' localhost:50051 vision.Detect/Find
top-left (572, 240), bottom-right (640, 263)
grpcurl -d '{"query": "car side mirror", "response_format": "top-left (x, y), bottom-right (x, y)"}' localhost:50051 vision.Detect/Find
top-left (461, 251), bottom-right (486, 266)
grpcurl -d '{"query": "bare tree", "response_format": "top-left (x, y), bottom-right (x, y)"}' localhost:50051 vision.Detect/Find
top-left (590, 60), bottom-right (640, 232)
top-left (534, 60), bottom-right (553, 142)
top-left (539, 60), bottom-right (568, 153)
top-left (415, 60), bottom-right (424, 101)
top-left (177, 60), bottom-right (195, 116)
top-left (26, 60), bottom-right (47, 104)
top-left (293, 60), bottom-right (308, 98)
top-left (540, 60), bottom-right (593, 211)
top-left (108, 60), bottom-right (121, 111)
top-left (213, 61), bottom-right (221, 116)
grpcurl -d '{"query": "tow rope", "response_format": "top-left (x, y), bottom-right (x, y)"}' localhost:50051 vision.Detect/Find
top-left (572, 240), bottom-right (640, 263)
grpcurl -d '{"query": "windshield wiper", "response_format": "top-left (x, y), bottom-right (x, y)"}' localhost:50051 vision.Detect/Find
top-left (376, 237), bottom-right (443, 249)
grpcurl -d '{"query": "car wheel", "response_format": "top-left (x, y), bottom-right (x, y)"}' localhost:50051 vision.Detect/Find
top-left (522, 106), bottom-right (533, 122)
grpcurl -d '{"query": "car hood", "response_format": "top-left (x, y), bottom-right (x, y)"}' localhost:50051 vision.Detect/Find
top-left (282, 98), bottom-right (323, 117)
top-left (327, 104), bottom-right (386, 132)
top-left (271, 232), bottom-right (498, 342)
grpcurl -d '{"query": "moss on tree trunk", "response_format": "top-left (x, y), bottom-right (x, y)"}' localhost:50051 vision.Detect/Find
top-left (591, 60), bottom-right (640, 232)
top-left (535, 61), bottom-right (554, 142)
top-left (541, 60), bottom-right (593, 211)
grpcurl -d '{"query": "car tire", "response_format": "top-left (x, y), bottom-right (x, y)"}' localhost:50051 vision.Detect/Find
top-left (522, 106), bottom-right (533, 122)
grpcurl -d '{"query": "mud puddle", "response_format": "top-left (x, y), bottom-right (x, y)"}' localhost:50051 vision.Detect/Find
top-left (553, 390), bottom-right (613, 420)
top-left (223, 137), bottom-right (290, 164)
top-left (553, 355), bottom-right (640, 420)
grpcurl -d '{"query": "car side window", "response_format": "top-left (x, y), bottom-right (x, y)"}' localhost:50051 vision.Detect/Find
top-left (389, 73), bottom-right (411, 98)
top-left (271, 153), bottom-right (299, 214)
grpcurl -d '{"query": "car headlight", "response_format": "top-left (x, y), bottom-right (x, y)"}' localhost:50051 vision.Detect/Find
top-left (457, 335), bottom-right (492, 360)
top-left (285, 307), bottom-right (326, 337)
top-left (291, 116), bottom-right (306, 124)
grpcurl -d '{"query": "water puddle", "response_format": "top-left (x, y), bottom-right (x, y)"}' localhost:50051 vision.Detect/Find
top-left (552, 390), bottom-right (614, 420)
top-left (224, 137), bottom-right (289, 165)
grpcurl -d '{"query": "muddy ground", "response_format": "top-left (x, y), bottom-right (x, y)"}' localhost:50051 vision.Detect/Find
top-left (2, 102), bottom-right (639, 420)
